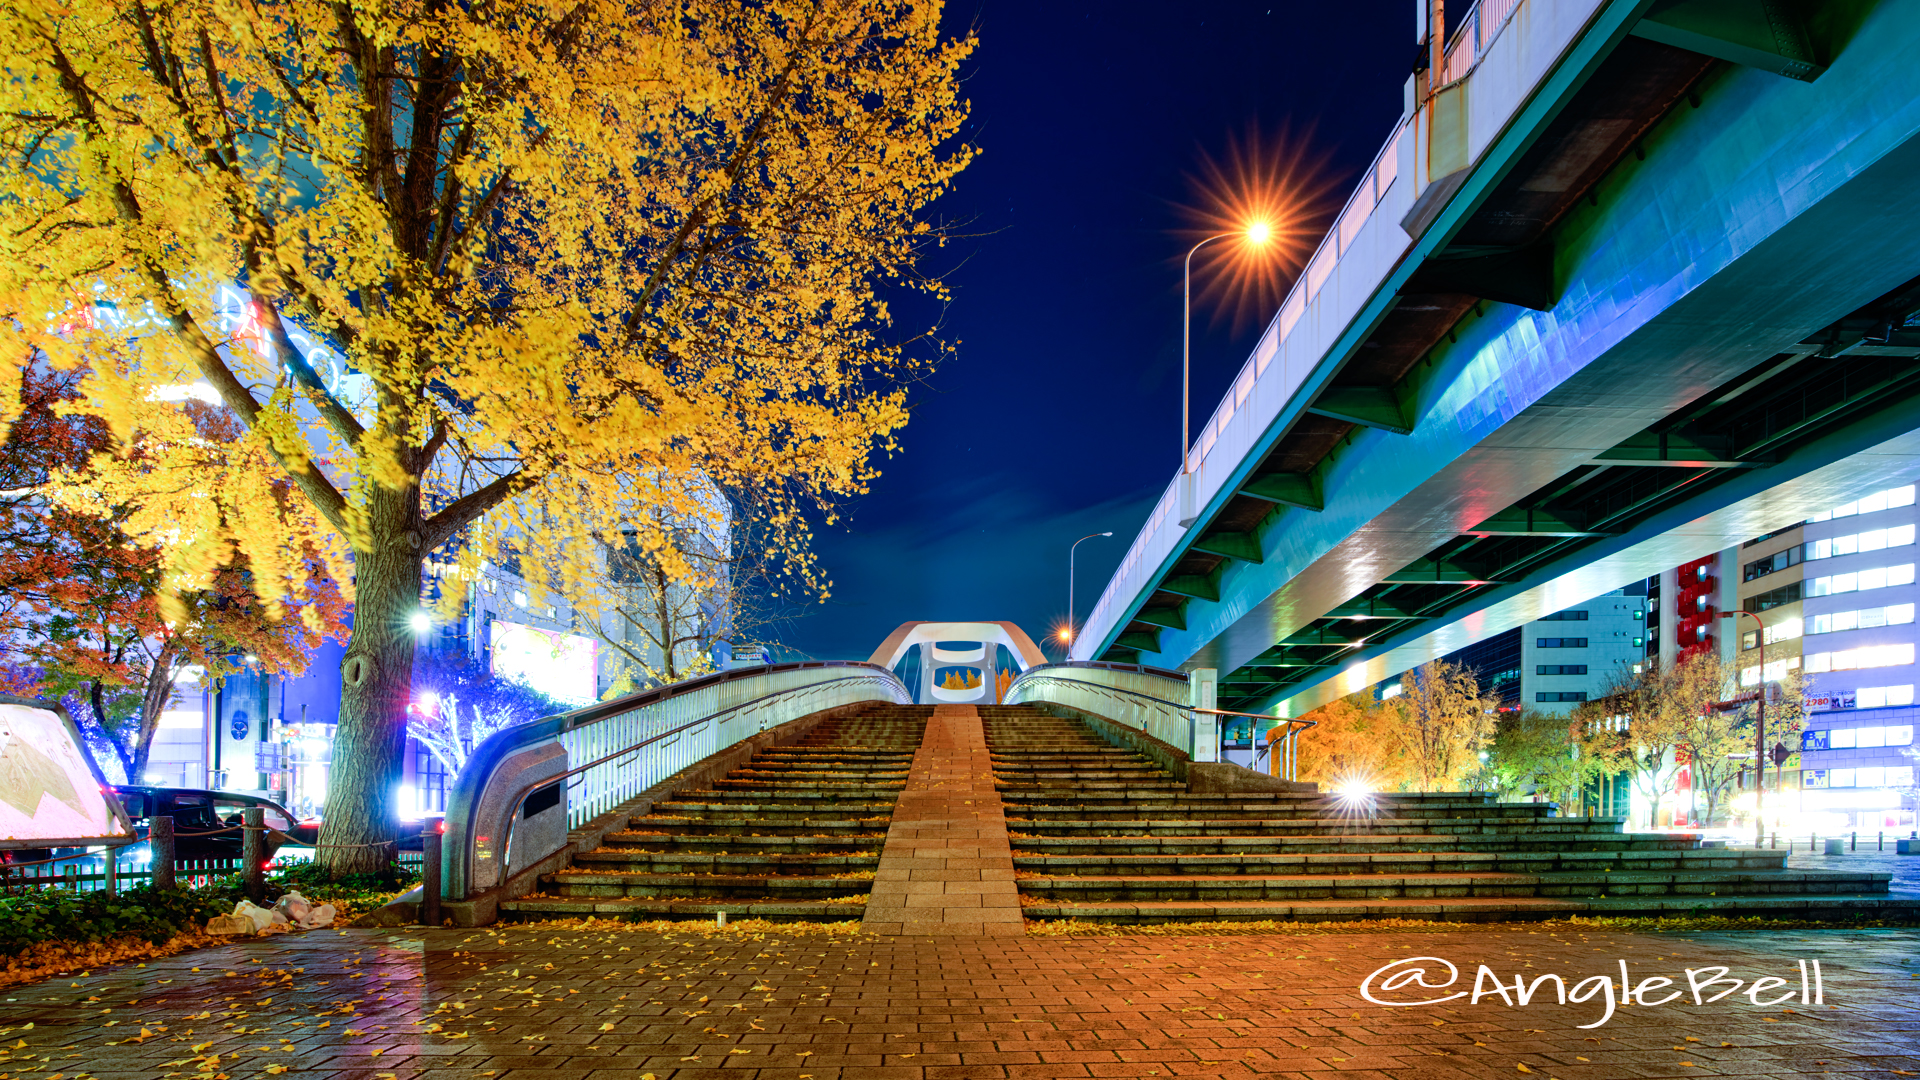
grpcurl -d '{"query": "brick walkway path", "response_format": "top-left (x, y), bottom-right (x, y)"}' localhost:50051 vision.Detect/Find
top-left (5, 922), bottom-right (1918, 1080)
top-left (864, 705), bottom-right (1022, 936)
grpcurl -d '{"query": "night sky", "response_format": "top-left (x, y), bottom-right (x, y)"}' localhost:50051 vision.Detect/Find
top-left (775, 1), bottom-right (1412, 663)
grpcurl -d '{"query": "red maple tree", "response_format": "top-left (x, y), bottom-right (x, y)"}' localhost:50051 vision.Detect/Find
top-left (1, 363), bottom-right (347, 783)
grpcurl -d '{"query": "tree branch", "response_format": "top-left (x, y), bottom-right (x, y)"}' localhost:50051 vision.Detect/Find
top-left (420, 467), bottom-right (538, 552)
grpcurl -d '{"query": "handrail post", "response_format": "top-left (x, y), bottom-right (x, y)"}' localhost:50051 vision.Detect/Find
top-left (241, 807), bottom-right (266, 901)
top-left (421, 825), bottom-right (442, 927)
top-left (151, 816), bottom-right (176, 891)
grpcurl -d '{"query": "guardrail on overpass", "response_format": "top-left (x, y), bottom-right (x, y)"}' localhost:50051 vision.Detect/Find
top-left (1071, 0), bottom-right (1611, 662)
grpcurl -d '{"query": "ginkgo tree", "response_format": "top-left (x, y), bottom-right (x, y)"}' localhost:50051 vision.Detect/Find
top-left (1, 0), bottom-right (975, 872)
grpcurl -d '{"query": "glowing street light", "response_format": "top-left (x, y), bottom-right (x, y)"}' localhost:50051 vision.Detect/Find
top-left (1180, 221), bottom-right (1273, 525)
top-left (1065, 531), bottom-right (1114, 655)
top-left (408, 610), bottom-right (433, 635)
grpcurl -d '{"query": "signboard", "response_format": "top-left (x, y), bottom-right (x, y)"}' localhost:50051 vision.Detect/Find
top-left (0, 699), bottom-right (134, 849)
top-left (1806, 689), bottom-right (1855, 712)
top-left (490, 621), bottom-right (599, 705)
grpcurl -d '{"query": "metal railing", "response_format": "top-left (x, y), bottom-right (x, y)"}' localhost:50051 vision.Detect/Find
top-left (1198, 708), bottom-right (1318, 783)
top-left (1005, 664), bottom-right (1315, 780)
top-left (443, 661), bottom-right (910, 901)
top-left (496, 671), bottom-right (911, 873)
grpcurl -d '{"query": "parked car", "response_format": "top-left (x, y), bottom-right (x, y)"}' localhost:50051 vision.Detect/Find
top-left (111, 786), bottom-right (310, 862)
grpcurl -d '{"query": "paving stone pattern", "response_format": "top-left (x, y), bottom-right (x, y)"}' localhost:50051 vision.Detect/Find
top-left (864, 705), bottom-right (1023, 935)
top-left (5, 922), bottom-right (1918, 1080)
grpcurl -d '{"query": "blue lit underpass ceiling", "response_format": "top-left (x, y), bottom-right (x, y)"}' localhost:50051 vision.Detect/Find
top-left (1071, 0), bottom-right (1920, 715)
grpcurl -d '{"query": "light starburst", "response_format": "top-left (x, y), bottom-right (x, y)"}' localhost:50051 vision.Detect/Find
top-left (1174, 124), bottom-right (1344, 335)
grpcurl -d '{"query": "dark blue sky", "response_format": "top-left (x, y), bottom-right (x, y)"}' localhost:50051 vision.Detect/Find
top-left (775, 1), bottom-right (1410, 663)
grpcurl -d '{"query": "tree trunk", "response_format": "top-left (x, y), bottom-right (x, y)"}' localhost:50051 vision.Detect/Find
top-left (132, 639), bottom-right (180, 787)
top-left (317, 482), bottom-right (423, 875)
top-left (87, 680), bottom-right (134, 784)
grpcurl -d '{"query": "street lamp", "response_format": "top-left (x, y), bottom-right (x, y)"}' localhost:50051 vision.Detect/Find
top-left (1719, 608), bottom-right (1768, 848)
top-left (1180, 223), bottom-right (1274, 525)
top-left (1065, 531), bottom-right (1114, 654)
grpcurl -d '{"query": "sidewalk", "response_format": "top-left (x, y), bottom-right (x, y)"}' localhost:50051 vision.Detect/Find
top-left (3, 919), bottom-right (1917, 1080)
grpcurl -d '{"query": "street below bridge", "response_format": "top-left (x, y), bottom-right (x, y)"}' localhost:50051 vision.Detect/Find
top-left (5, 919), bottom-right (1917, 1080)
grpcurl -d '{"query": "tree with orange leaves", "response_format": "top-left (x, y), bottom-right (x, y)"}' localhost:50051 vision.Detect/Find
top-left (2, 364), bottom-right (347, 783)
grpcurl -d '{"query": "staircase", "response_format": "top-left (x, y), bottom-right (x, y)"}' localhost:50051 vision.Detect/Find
top-left (983, 706), bottom-right (1906, 923)
top-left (499, 705), bottom-right (931, 922)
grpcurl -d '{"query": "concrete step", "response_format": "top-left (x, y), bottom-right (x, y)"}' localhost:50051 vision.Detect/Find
top-left (667, 790), bottom-right (902, 805)
top-left (712, 778), bottom-right (905, 790)
top-left (652, 801), bottom-right (899, 820)
top-left (635, 817), bottom-right (891, 836)
top-left (574, 850), bottom-right (879, 875)
top-left (542, 871), bottom-right (874, 899)
top-left (601, 832), bottom-right (882, 854)
top-left (1009, 818), bottom-right (1623, 837)
top-left (1017, 869), bottom-right (1893, 902)
top-left (1003, 804), bottom-right (1565, 822)
top-left (498, 895), bottom-right (867, 923)
top-left (701, 784), bottom-right (902, 799)
top-left (1010, 833), bottom-right (1705, 856)
top-left (1014, 849), bottom-right (1792, 876)
top-left (1018, 893), bottom-right (1920, 924)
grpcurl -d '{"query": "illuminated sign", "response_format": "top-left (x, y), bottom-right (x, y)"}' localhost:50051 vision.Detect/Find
top-left (0, 701), bottom-right (134, 848)
top-left (491, 621), bottom-right (599, 706)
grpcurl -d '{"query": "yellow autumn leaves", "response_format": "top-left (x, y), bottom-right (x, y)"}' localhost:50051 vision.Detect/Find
top-left (0, 0), bottom-right (975, 864)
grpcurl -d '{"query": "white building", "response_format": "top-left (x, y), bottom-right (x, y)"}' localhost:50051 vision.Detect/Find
top-left (1734, 480), bottom-right (1919, 835)
top-left (1519, 586), bottom-right (1647, 714)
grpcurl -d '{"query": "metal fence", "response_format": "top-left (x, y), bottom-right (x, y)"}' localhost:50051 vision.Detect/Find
top-left (0, 849), bottom-right (425, 894)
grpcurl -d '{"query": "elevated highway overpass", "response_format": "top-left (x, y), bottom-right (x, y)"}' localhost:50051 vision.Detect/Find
top-left (1070, 0), bottom-right (1920, 716)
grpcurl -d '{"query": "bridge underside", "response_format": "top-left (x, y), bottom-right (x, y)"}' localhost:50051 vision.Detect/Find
top-left (1096, 0), bottom-right (1920, 713)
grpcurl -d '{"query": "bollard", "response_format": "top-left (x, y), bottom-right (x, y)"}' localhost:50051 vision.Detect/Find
top-left (241, 807), bottom-right (266, 901)
top-left (1769, 832), bottom-right (1777, 849)
top-left (1823, 836), bottom-right (1846, 855)
top-left (715, 911), bottom-right (727, 927)
top-left (1851, 831), bottom-right (1857, 851)
top-left (103, 846), bottom-right (117, 897)
top-left (421, 826), bottom-right (442, 928)
top-left (151, 816), bottom-right (176, 890)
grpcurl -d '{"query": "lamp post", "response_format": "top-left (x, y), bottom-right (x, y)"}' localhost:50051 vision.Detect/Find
top-left (1720, 608), bottom-right (1768, 848)
top-left (1065, 531), bottom-right (1114, 655)
top-left (1180, 223), bottom-right (1272, 524)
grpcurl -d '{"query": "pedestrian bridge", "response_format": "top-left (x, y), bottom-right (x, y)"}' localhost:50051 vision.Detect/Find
top-left (1070, 0), bottom-right (1920, 717)
top-left (420, 621), bottom-right (1911, 928)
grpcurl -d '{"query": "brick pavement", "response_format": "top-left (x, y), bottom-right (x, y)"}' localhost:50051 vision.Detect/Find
top-left (4, 921), bottom-right (1918, 1080)
top-left (863, 705), bottom-right (1023, 936)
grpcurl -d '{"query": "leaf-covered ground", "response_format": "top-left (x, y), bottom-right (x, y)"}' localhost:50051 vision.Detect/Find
top-left (0, 917), bottom-right (1915, 1079)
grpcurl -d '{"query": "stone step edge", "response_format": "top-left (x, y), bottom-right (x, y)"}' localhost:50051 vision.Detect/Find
top-left (1016, 870), bottom-right (1890, 886)
top-left (1020, 895), bottom-right (1920, 921)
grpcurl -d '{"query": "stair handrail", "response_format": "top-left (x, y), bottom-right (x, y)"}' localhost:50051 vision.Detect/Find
top-left (1005, 665), bottom-right (1315, 779)
top-left (492, 671), bottom-right (902, 878)
top-left (443, 661), bottom-right (910, 901)
top-left (1003, 664), bottom-right (1203, 758)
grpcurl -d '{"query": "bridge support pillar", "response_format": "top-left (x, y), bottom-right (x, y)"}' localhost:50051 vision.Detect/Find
top-left (1189, 668), bottom-right (1218, 762)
